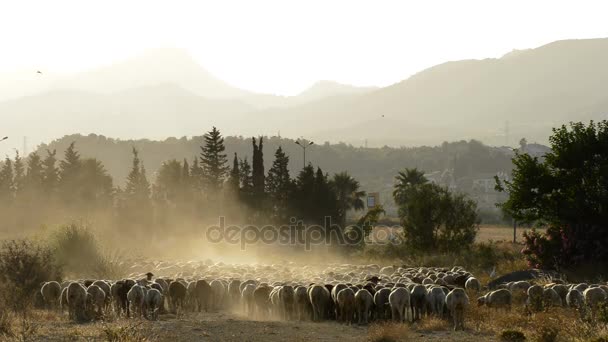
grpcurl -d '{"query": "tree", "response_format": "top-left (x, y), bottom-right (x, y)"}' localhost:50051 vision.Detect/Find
top-left (124, 148), bottom-right (151, 203)
top-left (393, 168), bottom-right (428, 205)
top-left (200, 127), bottom-right (229, 192)
top-left (252, 137), bottom-right (265, 200)
top-left (41, 149), bottom-right (59, 196)
top-left (497, 121), bottom-right (608, 270)
top-left (24, 152), bottom-right (44, 191)
top-left (13, 151), bottom-right (25, 197)
top-left (266, 147), bottom-right (291, 221)
top-left (238, 157), bottom-right (254, 206)
top-left (0, 157), bottom-right (14, 202)
top-left (331, 171), bottom-right (366, 229)
top-left (228, 153), bottom-right (240, 194)
top-left (58, 142), bottom-right (82, 203)
top-left (292, 163), bottom-right (316, 221)
top-left (398, 183), bottom-right (479, 252)
top-left (78, 158), bottom-right (113, 209)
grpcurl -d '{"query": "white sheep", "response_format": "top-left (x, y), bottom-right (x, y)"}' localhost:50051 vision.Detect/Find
top-left (127, 284), bottom-right (146, 318)
top-left (388, 287), bottom-right (410, 323)
top-left (445, 288), bottom-right (469, 331)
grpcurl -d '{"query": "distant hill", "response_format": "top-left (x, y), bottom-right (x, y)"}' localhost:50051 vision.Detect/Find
top-left (253, 38), bottom-right (608, 146)
top-left (3, 38), bottom-right (608, 157)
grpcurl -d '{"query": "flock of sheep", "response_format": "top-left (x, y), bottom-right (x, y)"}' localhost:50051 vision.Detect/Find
top-left (36, 261), bottom-right (608, 331)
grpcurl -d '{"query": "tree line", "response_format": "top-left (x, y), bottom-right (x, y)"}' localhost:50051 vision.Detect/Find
top-left (0, 127), bottom-right (370, 240)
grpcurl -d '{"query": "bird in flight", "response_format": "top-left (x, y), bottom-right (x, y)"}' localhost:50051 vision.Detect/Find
top-left (36, 71), bottom-right (42, 75)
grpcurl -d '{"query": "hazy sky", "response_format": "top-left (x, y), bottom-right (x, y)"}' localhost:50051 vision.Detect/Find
top-left (1, 0), bottom-right (607, 95)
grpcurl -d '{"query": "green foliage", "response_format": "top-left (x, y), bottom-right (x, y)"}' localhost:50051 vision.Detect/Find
top-left (251, 137), bottom-right (265, 201)
top-left (49, 223), bottom-right (121, 278)
top-left (0, 239), bottom-right (61, 312)
top-left (266, 147), bottom-right (292, 221)
top-left (331, 171), bottom-right (366, 228)
top-left (394, 169), bottom-right (479, 253)
top-left (499, 121), bottom-right (608, 269)
top-left (499, 329), bottom-right (527, 342)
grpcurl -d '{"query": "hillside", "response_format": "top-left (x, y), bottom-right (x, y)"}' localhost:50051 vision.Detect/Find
top-left (3, 38), bottom-right (608, 155)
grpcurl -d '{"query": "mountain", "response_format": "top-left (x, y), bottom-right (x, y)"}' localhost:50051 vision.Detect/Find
top-left (1, 84), bottom-right (253, 148)
top-left (295, 81), bottom-right (377, 103)
top-left (3, 38), bottom-right (608, 156)
top-left (253, 38), bottom-right (608, 146)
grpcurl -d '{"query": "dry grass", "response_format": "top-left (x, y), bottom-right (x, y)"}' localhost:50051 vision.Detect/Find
top-left (416, 316), bottom-right (450, 332)
top-left (476, 225), bottom-right (545, 243)
top-left (367, 322), bottom-right (411, 342)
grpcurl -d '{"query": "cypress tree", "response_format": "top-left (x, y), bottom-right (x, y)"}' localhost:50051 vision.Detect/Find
top-left (252, 137), bottom-right (265, 199)
top-left (125, 147), bottom-right (151, 203)
top-left (228, 153), bottom-right (240, 193)
top-left (24, 152), bottom-right (44, 192)
top-left (200, 127), bottom-right (229, 192)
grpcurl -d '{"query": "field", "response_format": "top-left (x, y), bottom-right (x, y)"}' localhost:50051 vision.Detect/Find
top-left (476, 225), bottom-right (544, 243)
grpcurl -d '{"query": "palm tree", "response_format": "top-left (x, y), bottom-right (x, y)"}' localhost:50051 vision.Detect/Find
top-left (393, 168), bottom-right (428, 205)
top-left (331, 171), bottom-right (366, 228)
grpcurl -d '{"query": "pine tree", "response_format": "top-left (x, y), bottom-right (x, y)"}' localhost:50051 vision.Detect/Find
top-left (200, 127), bottom-right (229, 192)
top-left (13, 151), bottom-right (25, 197)
top-left (293, 163), bottom-right (316, 221)
top-left (58, 142), bottom-right (82, 202)
top-left (266, 146), bottom-right (291, 220)
top-left (41, 149), bottom-right (59, 195)
top-left (0, 157), bottom-right (14, 202)
top-left (24, 152), bottom-right (44, 192)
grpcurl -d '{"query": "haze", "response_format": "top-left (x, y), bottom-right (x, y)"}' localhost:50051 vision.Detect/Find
top-left (2, 0), bottom-right (608, 95)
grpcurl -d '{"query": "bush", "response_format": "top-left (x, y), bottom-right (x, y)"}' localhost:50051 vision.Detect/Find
top-left (499, 329), bottom-right (526, 342)
top-left (49, 223), bottom-right (125, 279)
top-left (367, 322), bottom-right (410, 342)
top-left (0, 239), bottom-right (62, 312)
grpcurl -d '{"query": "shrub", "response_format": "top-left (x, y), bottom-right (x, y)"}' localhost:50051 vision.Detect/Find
top-left (499, 329), bottom-right (526, 342)
top-left (103, 322), bottom-right (153, 342)
top-left (0, 239), bottom-right (62, 313)
top-left (49, 223), bottom-right (125, 279)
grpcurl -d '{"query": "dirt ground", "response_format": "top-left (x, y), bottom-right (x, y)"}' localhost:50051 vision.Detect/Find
top-left (31, 310), bottom-right (497, 342)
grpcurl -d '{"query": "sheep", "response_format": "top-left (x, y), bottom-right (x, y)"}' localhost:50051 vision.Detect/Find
top-left (241, 283), bottom-right (257, 316)
top-left (87, 284), bottom-right (106, 318)
top-left (168, 281), bottom-right (187, 316)
top-left (294, 286), bottom-right (310, 321)
top-left (336, 288), bottom-right (356, 325)
top-left (41, 281), bottom-right (62, 310)
top-left (91, 280), bottom-right (112, 312)
top-left (464, 277), bottom-right (481, 292)
top-left (526, 285), bottom-right (544, 311)
top-left (209, 280), bottom-right (225, 311)
top-left (193, 279), bottom-right (211, 313)
top-left (144, 288), bottom-right (163, 320)
top-left (566, 289), bottom-right (584, 310)
top-left (374, 287), bottom-right (392, 320)
top-left (127, 284), bottom-right (146, 318)
top-left (355, 289), bottom-right (374, 325)
top-left (308, 284), bottom-right (330, 322)
top-left (478, 289), bottom-right (512, 310)
top-left (253, 285), bottom-right (273, 319)
top-left (583, 287), bottom-right (607, 315)
top-left (410, 284), bottom-right (427, 321)
top-left (112, 279), bottom-right (135, 317)
top-left (446, 288), bottom-right (469, 331)
top-left (388, 287), bottom-right (410, 323)
top-left (543, 288), bottom-right (562, 307)
top-left (228, 279), bottom-right (242, 307)
top-left (428, 286), bottom-right (447, 317)
top-left (278, 285), bottom-right (296, 320)
top-left (550, 284), bottom-right (568, 306)
top-left (66, 282), bottom-right (88, 322)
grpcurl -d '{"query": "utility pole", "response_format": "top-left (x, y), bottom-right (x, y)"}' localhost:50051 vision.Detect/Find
top-left (295, 139), bottom-right (314, 169)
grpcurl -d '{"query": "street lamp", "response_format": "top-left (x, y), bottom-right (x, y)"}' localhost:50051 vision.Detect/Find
top-left (295, 139), bottom-right (314, 168)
